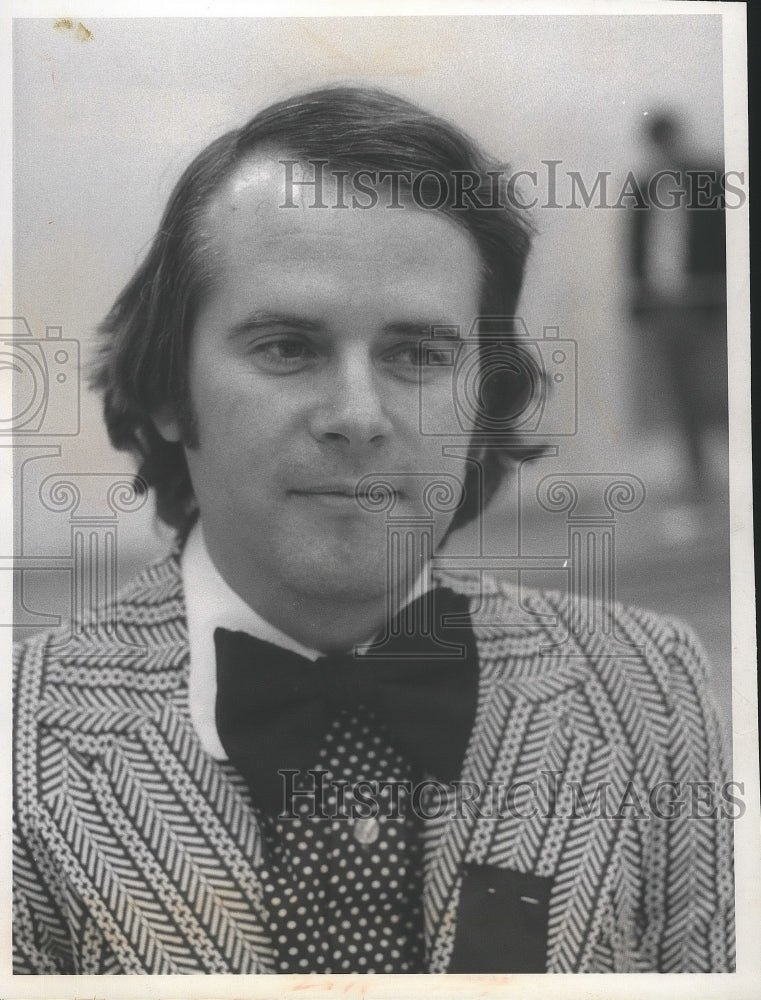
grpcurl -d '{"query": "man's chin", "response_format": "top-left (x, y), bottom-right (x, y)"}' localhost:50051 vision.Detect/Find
top-left (281, 538), bottom-right (416, 606)
top-left (291, 559), bottom-right (391, 605)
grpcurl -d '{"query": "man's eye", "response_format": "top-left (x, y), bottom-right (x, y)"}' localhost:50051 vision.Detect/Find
top-left (385, 342), bottom-right (458, 376)
top-left (249, 338), bottom-right (315, 370)
top-left (386, 344), bottom-right (425, 368)
top-left (423, 347), bottom-right (457, 365)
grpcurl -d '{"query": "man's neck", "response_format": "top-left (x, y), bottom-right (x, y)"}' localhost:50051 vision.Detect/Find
top-left (196, 526), bottom-right (429, 654)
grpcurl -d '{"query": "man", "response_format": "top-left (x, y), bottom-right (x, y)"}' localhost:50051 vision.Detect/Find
top-left (13, 86), bottom-right (734, 974)
top-left (628, 110), bottom-right (728, 504)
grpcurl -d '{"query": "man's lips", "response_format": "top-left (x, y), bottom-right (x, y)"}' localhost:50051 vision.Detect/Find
top-left (293, 485), bottom-right (358, 497)
top-left (290, 485), bottom-right (400, 497)
top-left (288, 483), bottom-right (404, 504)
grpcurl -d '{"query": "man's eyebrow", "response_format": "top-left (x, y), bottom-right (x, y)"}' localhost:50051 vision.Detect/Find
top-left (382, 322), bottom-right (461, 337)
top-left (228, 312), bottom-right (327, 335)
top-left (228, 314), bottom-right (462, 338)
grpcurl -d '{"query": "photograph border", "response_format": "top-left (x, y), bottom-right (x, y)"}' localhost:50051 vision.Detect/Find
top-left (1, 2), bottom-right (757, 998)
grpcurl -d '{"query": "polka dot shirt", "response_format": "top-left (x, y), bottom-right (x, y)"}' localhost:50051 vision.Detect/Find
top-left (256, 707), bottom-right (426, 973)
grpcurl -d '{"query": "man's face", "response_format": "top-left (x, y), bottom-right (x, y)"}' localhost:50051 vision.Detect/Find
top-left (157, 155), bottom-right (481, 623)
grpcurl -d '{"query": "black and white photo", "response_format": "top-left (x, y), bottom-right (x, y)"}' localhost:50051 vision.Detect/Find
top-left (3, 5), bottom-right (758, 996)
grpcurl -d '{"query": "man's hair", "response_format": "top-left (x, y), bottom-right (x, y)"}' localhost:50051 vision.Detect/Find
top-left (93, 85), bottom-right (537, 533)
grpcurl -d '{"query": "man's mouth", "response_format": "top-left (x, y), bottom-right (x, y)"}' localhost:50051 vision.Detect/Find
top-left (289, 483), bottom-right (402, 504)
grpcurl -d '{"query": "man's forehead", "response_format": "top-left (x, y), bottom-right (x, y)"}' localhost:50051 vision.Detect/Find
top-left (202, 153), bottom-right (347, 258)
top-left (202, 150), bottom-right (484, 278)
top-left (228, 154), bottom-right (286, 197)
top-left (209, 152), bottom-right (343, 218)
top-left (206, 152), bottom-right (294, 220)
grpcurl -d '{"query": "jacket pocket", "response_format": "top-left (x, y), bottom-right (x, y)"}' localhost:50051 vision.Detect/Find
top-left (448, 863), bottom-right (553, 973)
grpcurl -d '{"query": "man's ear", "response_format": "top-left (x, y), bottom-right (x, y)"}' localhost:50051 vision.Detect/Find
top-left (152, 407), bottom-right (183, 443)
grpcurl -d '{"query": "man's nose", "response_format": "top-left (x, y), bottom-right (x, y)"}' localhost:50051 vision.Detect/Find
top-left (307, 355), bottom-right (393, 448)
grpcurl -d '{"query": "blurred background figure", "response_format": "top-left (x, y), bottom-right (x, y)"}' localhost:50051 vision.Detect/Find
top-left (627, 111), bottom-right (728, 521)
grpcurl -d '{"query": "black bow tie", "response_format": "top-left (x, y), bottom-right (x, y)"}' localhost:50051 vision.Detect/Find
top-left (215, 587), bottom-right (479, 815)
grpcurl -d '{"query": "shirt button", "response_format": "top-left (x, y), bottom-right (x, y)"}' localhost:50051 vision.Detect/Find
top-left (353, 817), bottom-right (380, 845)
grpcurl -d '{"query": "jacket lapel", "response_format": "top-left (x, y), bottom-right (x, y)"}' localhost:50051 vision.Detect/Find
top-left (422, 600), bottom-right (638, 973)
top-left (36, 548), bottom-right (278, 973)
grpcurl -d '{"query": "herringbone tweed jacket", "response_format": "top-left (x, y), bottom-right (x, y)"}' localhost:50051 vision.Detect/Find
top-left (13, 547), bottom-right (735, 974)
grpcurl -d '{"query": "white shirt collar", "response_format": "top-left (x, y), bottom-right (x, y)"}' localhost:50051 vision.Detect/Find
top-left (181, 519), bottom-right (433, 761)
top-left (182, 520), bottom-right (322, 760)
